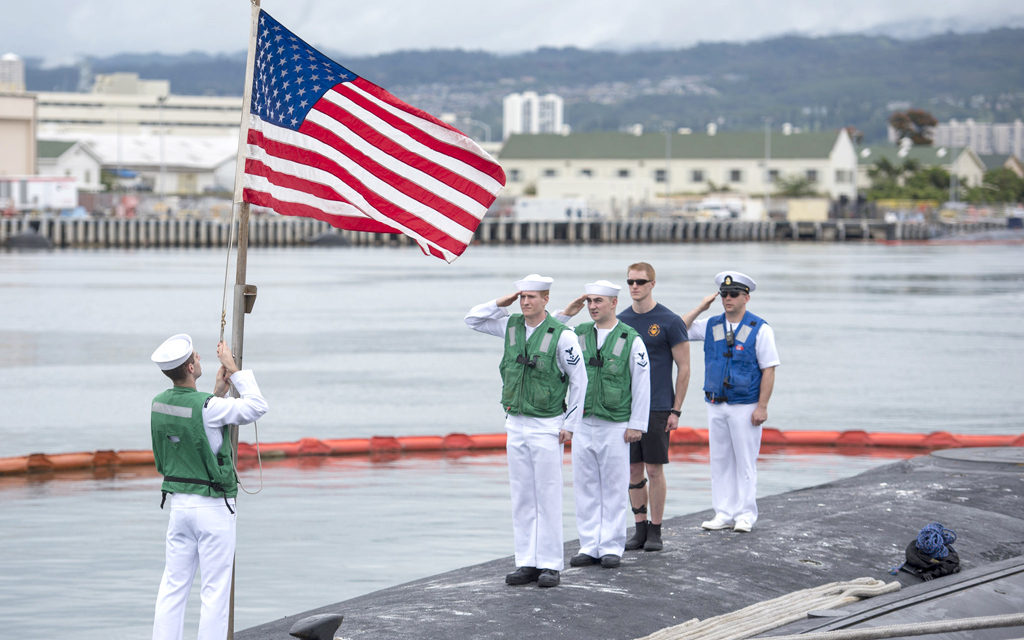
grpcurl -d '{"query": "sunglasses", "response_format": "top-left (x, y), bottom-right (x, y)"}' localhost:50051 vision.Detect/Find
top-left (719, 290), bottom-right (745, 298)
top-left (626, 279), bottom-right (651, 286)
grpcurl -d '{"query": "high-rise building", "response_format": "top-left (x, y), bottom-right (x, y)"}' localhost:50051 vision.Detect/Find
top-left (502, 92), bottom-right (566, 140)
top-left (927, 119), bottom-right (1024, 158)
top-left (0, 53), bottom-right (26, 92)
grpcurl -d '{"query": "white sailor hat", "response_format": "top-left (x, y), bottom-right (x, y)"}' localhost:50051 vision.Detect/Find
top-left (715, 271), bottom-right (757, 293)
top-left (584, 280), bottom-right (621, 296)
top-left (151, 333), bottom-right (194, 370)
top-left (514, 273), bottom-right (554, 291)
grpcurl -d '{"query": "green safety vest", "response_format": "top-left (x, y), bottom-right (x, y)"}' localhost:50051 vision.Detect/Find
top-left (576, 321), bottom-right (637, 422)
top-left (151, 387), bottom-right (237, 502)
top-left (499, 313), bottom-right (570, 417)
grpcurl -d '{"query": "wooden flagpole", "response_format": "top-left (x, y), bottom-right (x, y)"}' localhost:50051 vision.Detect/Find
top-left (227, 0), bottom-right (261, 636)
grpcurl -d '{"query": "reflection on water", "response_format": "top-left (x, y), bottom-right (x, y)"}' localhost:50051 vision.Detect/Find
top-left (1, 447), bottom-right (899, 639)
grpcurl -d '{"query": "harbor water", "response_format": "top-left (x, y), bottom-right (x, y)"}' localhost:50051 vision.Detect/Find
top-left (1, 241), bottom-right (1022, 638)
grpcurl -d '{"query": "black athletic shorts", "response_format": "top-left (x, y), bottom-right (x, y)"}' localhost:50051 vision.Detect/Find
top-left (629, 410), bottom-right (671, 465)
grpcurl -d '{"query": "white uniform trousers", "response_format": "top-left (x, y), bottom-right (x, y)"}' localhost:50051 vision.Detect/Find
top-left (707, 402), bottom-right (762, 524)
top-left (152, 494), bottom-right (236, 640)
top-left (505, 419), bottom-right (565, 571)
top-left (572, 418), bottom-right (630, 558)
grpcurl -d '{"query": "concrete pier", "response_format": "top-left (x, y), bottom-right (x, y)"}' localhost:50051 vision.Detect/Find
top-left (0, 216), bottom-right (1007, 250)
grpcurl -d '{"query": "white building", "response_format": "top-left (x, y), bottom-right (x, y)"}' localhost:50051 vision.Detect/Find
top-left (35, 72), bottom-right (241, 138)
top-left (36, 139), bottom-right (104, 192)
top-left (43, 131), bottom-right (238, 195)
top-left (856, 145), bottom-right (986, 191)
top-left (902, 119), bottom-right (1024, 158)
top-left (0, 53), bottom-right (26, 93)
top-left (497, 129), bottom-right (858, 217)
top-left (0, 92), bottom-right (36, 176)
top-left (502, 92), bottom-right (566, 140)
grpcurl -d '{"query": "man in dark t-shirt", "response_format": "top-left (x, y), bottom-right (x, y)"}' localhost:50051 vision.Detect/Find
top-left (616, 262), bottom-right (690, 551)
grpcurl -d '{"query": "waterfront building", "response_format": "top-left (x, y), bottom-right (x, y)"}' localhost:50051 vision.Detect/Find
top-left (497, 129), bottom-right (857, 218)
top-left (978, 154), bottom-right (1024, 178)
top-left (892, 118), bottom-right (1024, 158)
top-left (856, 145), bottom-right (985, 192)
top-left (0, 92), bottom-right (36, 176)
top-left (35, 72), bottom-right (241, 138)
top-left (502, 92), bottom-right (566, 140)
top-left (36, 140), bottom-right (104, 192)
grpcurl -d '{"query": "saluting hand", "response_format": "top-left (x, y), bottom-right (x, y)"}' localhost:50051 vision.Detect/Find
top-left (496, 292), bottom-right (520, 307)
top-left (698, 292), bottom-right (718, 312)
top-left (562, 293), bottom-right (588, 317)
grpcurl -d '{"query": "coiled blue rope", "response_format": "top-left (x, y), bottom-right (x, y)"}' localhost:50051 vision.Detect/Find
top-left (889, 522), bottom-right (958, 574)
top-left (916, 522), bottom-right (957, 558)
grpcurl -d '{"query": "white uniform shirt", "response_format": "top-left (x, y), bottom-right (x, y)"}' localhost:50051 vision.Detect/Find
top-left (168, 369), bottom-right (268, 510)
top-left (465, 300), bottom-right (587, 433)
top-left (579, 327), bottom-right (651, 433)
top-left (688, 317), bottom-right (781, 369)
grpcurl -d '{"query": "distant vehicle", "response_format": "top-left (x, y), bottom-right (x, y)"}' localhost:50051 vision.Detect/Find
top-left (0, 176), bottom-right (77, 212)
top-left (513, 197), bottom-right (590, 221)
top-left (682, 197), bottom-right (743, 220)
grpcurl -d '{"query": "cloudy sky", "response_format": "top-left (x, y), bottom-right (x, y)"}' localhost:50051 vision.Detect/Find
top-left (5, 0), bottom-right (1023, 64)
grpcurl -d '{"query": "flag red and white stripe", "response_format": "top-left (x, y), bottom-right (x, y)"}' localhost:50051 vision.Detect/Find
top-left (241, 10), bottom-right (505, 262)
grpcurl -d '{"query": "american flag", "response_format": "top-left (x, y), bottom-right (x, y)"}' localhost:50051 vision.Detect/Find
top-left (242, 10), bottom-right (506, 262)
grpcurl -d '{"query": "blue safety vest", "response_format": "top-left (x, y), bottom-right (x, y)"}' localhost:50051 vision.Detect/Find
top-left (703, 311), bottom-right (764, 404)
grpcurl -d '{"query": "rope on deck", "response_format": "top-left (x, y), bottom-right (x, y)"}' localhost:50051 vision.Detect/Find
top-left (763, 612), bottom-right (1024, 640)
top-left (635, 577), bottom-right (899, 640)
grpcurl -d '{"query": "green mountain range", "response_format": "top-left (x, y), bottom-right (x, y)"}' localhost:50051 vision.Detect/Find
top-left (24, 28), bottom-right (1024, 143)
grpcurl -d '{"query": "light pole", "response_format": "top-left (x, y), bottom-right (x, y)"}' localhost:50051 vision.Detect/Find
top-left (763, 118), bottom-right (771, 220)
top-left (462, 117), bottom-right (491, 143)
top-left (157, 94), bottom-right (167, 200)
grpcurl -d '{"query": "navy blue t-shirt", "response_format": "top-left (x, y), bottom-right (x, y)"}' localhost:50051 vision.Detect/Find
top-left (618, 303), bottom-right (688, 411)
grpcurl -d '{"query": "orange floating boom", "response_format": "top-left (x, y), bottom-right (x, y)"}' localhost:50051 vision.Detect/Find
top-left (1, 428), bottom-right (1021, 478)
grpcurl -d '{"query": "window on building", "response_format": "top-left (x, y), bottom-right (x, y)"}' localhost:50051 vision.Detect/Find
top-left (509, 169), bottom-right (522, 182)
top-left (729, 169), bottom-right (743, 183)
top-left (835, 169), bottom-right (850, 183)
top-left (617, 169), bottom-right (630, 178)
top-left (691, 169), bottom-right (704, 183)
top-left (806, 169), bottom-right (818, 182)
top-left (768, 169), bottom-right (780, 182)
top-left (579, 168), bottom-right (594, 178)
top-left (543, 168), bottom-right (558, 178)
top-left (85, 170), bottom-right (91, 183)
top-left (654, 169), bottom-right (667, 183)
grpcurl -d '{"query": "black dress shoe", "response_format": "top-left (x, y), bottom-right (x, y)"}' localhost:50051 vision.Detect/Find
top-left (600, 554), bottom-right (621, 568)
top-left (505, 566), bottom-right (541, 585)
top-left (569, 553), bottom-right (599, 567)
top-left (537, 569), bottom-right (560, 588)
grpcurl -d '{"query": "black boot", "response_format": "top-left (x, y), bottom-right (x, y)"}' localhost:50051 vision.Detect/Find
top-left (644, 522), bottom-right (663, 551)
top-left (625, 520), bottom-right (648, 551)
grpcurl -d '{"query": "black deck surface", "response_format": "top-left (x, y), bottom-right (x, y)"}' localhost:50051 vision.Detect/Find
top-left (238, 447), bottom-right (1024, 640)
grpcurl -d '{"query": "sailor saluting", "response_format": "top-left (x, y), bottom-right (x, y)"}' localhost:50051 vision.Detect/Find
top-left (149, 334), bottom-right (268, 640)
top-left (465, 274), bottom-right (588, 588)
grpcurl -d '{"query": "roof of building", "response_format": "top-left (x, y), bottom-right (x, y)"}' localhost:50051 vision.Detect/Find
top-left (857, 144), bottom-right (967, 166)
top-left (36, 139), bottom-right (76, 159)
top-left (499, 130), bottom-right (843, 161)
top-left (978, 154), bottom-right (1017, 170)
top-left (41, 132), bottom-right (237, 170)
